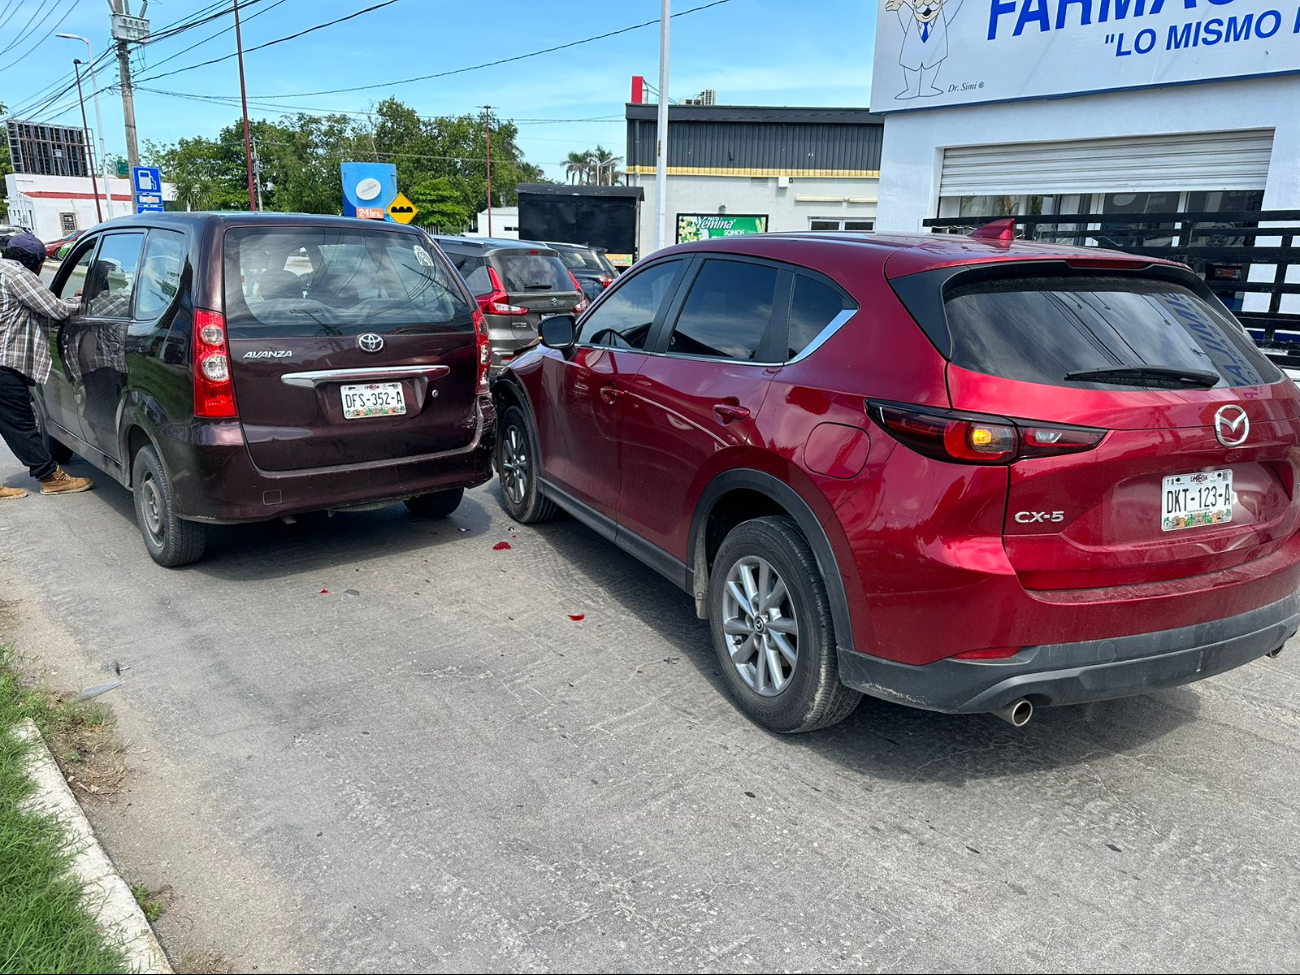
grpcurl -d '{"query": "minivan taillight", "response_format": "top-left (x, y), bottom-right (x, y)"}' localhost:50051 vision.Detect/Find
top-left (478, 266), bottom-right (526, 316)
top-left (473, 308), bottom-right (491, 393)
top-left (867, 401), bottom-right (1104, 465)
top-left (193, 309), bottom-right (237, 418)
top-left (568, 271), bottom-right (589, 314)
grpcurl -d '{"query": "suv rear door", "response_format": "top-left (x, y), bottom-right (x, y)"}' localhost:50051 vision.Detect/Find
top-left (924, 263), bottom-right (1300, 590)
top-left (491, 246), bottom-right (583, 322)
top-left (223, 225), bottom-right (481, 472)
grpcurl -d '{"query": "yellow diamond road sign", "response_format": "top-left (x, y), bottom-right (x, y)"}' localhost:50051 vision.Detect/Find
top-left (388, 192), bottom-right (418, 224)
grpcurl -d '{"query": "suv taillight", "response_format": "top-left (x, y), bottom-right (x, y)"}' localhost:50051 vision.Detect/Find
top-left (193, 309), bottom-right (237, 418)
top-left (478, 266), bottom-right (526, 316)
top-left (867, 401), bottom-right (1104, 465)
top-left (473, 308), bottom-right (491, 393)
top-left (595, 275), bottom-right (614, 289)
top-left (568, 271), bottom-right (589, 314)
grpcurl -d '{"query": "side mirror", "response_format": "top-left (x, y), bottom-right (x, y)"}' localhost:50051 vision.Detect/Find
top-left (540, 314), bottom-right (577, 351)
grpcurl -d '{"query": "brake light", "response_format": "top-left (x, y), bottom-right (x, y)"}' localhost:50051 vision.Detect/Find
top-left (478, 266), bottom-right (526, 316)
top-left (192, 309), bottom-right (237, 418)
top-left (867, 401), bottom-right (1104, 465)
top-left (472, 308), bottom-right (491, 393)
top-left (569, 271), bottom-right (588, 314)
top-left (595, 275), bottom-right (614, 289)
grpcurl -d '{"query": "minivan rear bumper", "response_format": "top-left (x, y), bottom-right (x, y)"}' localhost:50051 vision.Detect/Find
top-left (837, 593), bottom-right (1299, 714)
top-left (159, 403), bottom-right (496, 523)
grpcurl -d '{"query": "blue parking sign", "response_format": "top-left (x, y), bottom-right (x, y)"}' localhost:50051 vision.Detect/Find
top-left (133, 167), bottom-right (165, 213)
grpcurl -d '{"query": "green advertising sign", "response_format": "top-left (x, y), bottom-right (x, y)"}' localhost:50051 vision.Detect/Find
top-left (676, 214), bottom-right (768, 243)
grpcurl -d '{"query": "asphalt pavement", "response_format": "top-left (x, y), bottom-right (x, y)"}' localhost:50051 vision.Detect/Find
top-left (1, 447), bottom-right (1298, 973)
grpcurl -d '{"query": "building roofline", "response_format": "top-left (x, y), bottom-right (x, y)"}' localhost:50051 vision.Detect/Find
top-left (517, 183), bottom-right (644, 200)
top-left (624, 104), bottom-right (883, 124)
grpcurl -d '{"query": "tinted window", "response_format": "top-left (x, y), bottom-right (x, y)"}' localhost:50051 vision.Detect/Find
top-left (134, 230), bottom-right (186, 321)
top-left (577, 260), bottom-right (681, 349)
top-left (454, 256), bottom-right (492, 295)
top-left (496, 252), bottom-right (571, 293)
top-left (555, 247), bottom-right (605, 271)
top-left (944, 275), bottom-right (1282, 389)
top-left (85, 233), bottom-right (144, 319)
top-left (787, 275), bottom-right (852, 359)
top-left (668, 260), bottom-right (778, 361)
top-left (56, 242), bottom-right (95, 300)
top-left (224, 227), bottom-right (470, 336)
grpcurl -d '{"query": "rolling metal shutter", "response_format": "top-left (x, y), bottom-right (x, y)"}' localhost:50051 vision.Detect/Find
top-left (939, 130), bottom-right (1274, 197)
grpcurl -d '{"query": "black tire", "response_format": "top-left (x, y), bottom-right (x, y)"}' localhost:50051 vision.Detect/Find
top-left (708, 516), bottom-right (861, 733)
top-left (404, 488), bottom-right (464, 519)
top-left (31, 397), bottom-right (72, 465)
top-left (496, 405), bottom-right (557, 524)
top-left (132, 445), bottom-right (207, 567)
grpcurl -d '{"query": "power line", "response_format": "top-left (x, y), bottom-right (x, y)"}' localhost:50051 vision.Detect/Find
top-left (0, 0), bottom-right (61, 59)
top-left (134, 0), bottom-right (403, 84)
top-left (242, 0), bottom-right (735, 101)
top-left (0, 0), bottom-right (82, 74)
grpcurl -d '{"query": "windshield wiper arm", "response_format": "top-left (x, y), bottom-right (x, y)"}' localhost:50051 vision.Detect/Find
top-left (1064, 365), bottom-right (1219, 389)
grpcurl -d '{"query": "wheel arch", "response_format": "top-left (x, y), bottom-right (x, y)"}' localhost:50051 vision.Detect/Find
top-left (689, 469), bottom-right (855, 651)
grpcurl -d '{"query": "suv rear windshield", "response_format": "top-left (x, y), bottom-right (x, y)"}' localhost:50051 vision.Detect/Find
top-left (224, 227), bottom-right (471, 336)
top-left (942, 274), bottom-right (1282, 390)
top-left (495, 251), bottom-right (573, 293)
top-left (555, 247), bottom-right (607, 272)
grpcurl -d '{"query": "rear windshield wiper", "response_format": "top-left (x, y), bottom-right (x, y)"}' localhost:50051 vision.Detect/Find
top-left (1064, 366), bottom-right (1220, 389)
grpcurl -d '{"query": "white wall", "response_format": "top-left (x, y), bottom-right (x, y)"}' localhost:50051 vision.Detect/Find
top-left (875, 75), bottom-right (1300, 312)
top-left (630, 175), bottom-right (879, 258)
top-left (466, 207), bottom-right (520, 239)
top-left (5, 173), bottom-right (178, 242)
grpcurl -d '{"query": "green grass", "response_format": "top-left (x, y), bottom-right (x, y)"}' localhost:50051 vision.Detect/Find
top-left (0, 645), bottom-right (130, 974)
top-left (130, 885), bottom-right (166, 925)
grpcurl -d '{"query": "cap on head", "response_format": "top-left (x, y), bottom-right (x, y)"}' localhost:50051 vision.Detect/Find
top-left (5, 234), bottom-right (45, 260)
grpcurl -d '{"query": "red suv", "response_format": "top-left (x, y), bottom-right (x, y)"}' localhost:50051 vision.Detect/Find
top-left (492, 230), bottom-right (1300, 732)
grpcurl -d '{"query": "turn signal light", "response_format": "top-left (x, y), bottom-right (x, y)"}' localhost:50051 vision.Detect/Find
top-left (868, 401), bottom-right (1104, 465)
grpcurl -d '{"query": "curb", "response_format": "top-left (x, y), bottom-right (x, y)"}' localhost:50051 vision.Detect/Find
top-left (17, 719), bottom-right (172, 975)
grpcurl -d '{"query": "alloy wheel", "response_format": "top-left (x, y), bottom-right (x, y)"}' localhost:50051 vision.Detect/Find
top-left (500, 423), bottom-right (529, 506)
top-left (141, 472), bottom-right (165, 546)
top-left (721, 556), bottom-right (799, 697)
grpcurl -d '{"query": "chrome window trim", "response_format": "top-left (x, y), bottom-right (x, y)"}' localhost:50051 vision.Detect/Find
top-left (280, 365), bottom-right (450, 388)
top-left (787, 307), bottom-right (857, 364)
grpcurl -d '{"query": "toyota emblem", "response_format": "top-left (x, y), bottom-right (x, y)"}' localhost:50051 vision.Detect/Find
top-left (1214, 404), bottom-right (1250, 447)
top-left (358, 333), bottom-right (384, 354)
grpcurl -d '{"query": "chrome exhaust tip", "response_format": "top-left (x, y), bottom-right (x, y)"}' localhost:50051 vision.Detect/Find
top-left (1266, 645), bottom-right (1283, 658)
top-left (992, 698), bottom-right (1033, 728)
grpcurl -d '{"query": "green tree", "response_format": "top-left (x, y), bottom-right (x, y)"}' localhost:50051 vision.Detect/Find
top-left (407, 176), bottom-right (470, 232)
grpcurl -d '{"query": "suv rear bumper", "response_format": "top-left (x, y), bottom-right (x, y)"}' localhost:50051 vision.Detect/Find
top-left (837, 593), bottom-right (1300, 714)
top-left (159, 405), bottom-right (496, 523)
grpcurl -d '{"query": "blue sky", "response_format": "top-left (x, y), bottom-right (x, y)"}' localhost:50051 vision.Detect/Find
top-left (2, 0), bottom-right (878, 181)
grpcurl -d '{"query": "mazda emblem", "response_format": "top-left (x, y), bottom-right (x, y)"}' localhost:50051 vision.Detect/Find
top-left (358, 333), bottom-right (384, 354)
top-left (1214, 404), bottom-right (1250, 448)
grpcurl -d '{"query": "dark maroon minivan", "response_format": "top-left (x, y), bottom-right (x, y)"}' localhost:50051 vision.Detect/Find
top-left (36, 213), bottom-right (495, 566)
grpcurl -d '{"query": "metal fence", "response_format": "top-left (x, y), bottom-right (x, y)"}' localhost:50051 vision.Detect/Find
top-left (923, 209), bottom-right (1300, 372)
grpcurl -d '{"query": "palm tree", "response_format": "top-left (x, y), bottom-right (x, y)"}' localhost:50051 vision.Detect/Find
top-left (564, 151), bottom-right (589, 184)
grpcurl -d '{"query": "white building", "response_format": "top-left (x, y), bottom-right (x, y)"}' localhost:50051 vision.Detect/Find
top-left (4, 173), bottom-right (177, 242)
top-left (466, 206), bottom-right (520, 239)
top-left (870, 0), bottom-right (1300, 313)
top-left (624, 104), bottom-right (883, 258)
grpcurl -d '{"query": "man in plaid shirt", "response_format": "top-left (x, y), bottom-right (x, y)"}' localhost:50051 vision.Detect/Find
top-left (0, 233), bottom-right (93, 500)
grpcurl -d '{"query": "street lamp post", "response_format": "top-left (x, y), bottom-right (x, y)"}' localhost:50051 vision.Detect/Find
top-left (56, 33), bottom-right (112, 218)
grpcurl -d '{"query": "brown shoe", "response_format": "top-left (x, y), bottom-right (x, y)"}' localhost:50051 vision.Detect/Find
top-left (38, 468), bottom-right (93, 496)
top-left (0, 485), bottom-right (27, 501)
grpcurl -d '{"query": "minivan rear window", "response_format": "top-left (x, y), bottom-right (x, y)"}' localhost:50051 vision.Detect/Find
top-left (224, 227), bottom-right (471, 336)
top-left (942, 274), bottom-right (1282, 390)
top-left (496, 252), bottom-right (573, 293)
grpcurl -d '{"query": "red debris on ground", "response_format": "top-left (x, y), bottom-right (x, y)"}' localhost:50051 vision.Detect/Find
top-left (493, 541), bottom-right (512, 551)
top-left (568, 614), bottom-right (585, 621)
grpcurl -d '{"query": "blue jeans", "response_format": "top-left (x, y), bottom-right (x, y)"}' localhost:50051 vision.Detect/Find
top-left (0, 367), bottom-right (56, 480)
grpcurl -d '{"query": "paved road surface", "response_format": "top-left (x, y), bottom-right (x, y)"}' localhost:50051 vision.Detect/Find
top-left (1, 448), bottom-right (1298, 972)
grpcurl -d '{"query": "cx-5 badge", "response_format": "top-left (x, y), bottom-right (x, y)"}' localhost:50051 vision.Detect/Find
top-left (1214, 404), bottom-right (1250, 447)
top-left (358, 333), bottom-right (384, 353)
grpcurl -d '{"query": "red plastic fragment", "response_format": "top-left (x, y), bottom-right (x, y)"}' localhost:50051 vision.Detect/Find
top-left (493, 541), bottom-right (512, 551)
top-left (568, 614), bottom-right (585, 621)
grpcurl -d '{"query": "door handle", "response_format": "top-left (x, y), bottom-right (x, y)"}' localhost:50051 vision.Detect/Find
top-left (600, 385), bottom-right (626, 404)
top-left (713, 403), bottom-right (751, 423)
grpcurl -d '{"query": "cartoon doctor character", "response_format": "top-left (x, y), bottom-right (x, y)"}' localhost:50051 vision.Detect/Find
top-left (886, 0), bottom-right (965, 100)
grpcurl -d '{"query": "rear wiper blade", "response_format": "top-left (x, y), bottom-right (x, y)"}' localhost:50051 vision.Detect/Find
top-left (1064, 366), bottom-right (1219, 389)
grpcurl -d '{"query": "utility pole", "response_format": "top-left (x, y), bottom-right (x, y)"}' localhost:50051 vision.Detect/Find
top-left (483, 106), bottom-right (493, 238)
top-left (655, 0), bottom-right (671, 252)
top-left (233, 0), bottom-right (257, 211)
top-left (72, 60), bottom-right (103, 222)
top-left (109, 1), bottom-right (144, 170)
top-left (252, 137), bottom-right (265, 211)
top-left (57, 34), bottom-right (112, 217)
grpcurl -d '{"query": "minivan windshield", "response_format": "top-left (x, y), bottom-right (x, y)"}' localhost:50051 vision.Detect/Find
top-left (496, 251), bottom-right (573, 293)
top-left (224, 227), bottom-right (471, 336)
top-left (942, 274), bottom-right (1282, 390)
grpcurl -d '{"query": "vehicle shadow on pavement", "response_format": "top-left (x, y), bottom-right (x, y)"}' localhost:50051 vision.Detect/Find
top-left (525, 500), bottom-right (1203, 783)
top-left (61, 465), bottom-right (499, 581)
